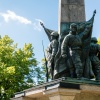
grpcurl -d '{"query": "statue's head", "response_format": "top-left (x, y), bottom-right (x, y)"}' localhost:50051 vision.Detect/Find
top-left (51, 31), bottom-right (59, 40)
top-left (70, 23), bottom-right (77, 34)
top-left (91, 37), bottom-right (98, 43)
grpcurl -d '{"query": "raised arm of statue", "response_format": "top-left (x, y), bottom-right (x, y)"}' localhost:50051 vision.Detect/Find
top-left (77, 10), bottom-right (96, 34)
top-left (40, 22), bottom-right (51, 41)
top-left (40, 22), bottom-right (57, 42)
top-left (78, 23), bottom-right (85, 33)
top-left (79, 23), bottom-right (92, 40)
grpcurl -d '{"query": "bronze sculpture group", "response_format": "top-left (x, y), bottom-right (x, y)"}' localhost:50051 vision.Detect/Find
top-left (41, 10), bottom-right (100, 81)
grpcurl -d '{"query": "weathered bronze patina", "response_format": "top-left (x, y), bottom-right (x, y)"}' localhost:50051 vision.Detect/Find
top-left (41, 10), bottom-right (99, 81)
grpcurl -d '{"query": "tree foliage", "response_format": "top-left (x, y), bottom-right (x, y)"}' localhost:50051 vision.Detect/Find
top-left (0, 35), bottom-right (44, 100)
top-left (98, 37), bottom-right (100, 44)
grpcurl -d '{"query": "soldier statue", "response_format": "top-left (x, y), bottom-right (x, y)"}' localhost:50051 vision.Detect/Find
top-left (47, 32), bottom-right (59, 80)
top-left (89, 37), bottom-right (100, 81)
top-left (61, 23), bottom-right (92, 79)
top-left (40, 10), bottom-right (97, 81)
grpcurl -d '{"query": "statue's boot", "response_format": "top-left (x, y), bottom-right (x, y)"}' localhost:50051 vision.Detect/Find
top-left (76, 68), bottom-right (83, 80)
top-left (70, 70), bottom-right (75, 78)
top-left (77, 74), bottom-right (83, 80)
top-left (95, 66), bottom-right (100, 81)
top-left (77, 73), bottom-right (88, 80)
top-left (96, 74), bottom-right (100, 81)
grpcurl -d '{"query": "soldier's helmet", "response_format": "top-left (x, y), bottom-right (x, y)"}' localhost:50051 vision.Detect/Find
top-left (70, 23), bottom-right (77, 30)
top-left (91, 37), bottom-right (98, 43)
top-left (51, 31), bottom-right (59, 37)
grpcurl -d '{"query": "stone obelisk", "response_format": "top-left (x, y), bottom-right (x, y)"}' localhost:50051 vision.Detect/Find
top-left (58, 0), bottom-right (86, 33)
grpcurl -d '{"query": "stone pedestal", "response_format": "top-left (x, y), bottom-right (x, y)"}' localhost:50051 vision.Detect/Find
top-left (11, 78), bottom-right (100, 100)
top-left (45, 88), bottom-right (80, 100)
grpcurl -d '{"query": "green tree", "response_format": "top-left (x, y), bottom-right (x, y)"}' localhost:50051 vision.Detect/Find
top-left (0, 35), bottom-right (43, 100)
top-left (98, 37), bottom-right (100, 44)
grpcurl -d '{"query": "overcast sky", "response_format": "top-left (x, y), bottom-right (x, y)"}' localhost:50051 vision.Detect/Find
top-left (0, 0), bottom-right (100, 65)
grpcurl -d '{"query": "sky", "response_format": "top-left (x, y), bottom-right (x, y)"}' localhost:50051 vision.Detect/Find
top-left (0, 0), bottom-right (100, 65)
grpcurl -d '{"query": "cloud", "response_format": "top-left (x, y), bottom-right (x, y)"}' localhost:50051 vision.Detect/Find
top-left (0, 10), bottom-right (44, 31)
top-left (0, 10), bottom-right (32, 24)
top-left (33, 19), bottom-right (44, 31)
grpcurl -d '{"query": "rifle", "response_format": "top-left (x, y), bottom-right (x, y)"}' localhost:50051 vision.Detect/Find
top-left (42, 40), bottom-right (49, 82)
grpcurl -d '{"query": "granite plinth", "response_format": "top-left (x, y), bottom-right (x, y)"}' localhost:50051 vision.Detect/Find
top-left (11, 77), bottom-right (100, 100)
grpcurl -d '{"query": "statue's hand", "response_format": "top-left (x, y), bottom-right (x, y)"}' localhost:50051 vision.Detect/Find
top-left (89, 24), bottom-right (93, 28)
top-left (93, 10), bottom-right (96, 15)
top-left (62, 54), bottom-right (67, 58)
top-left (40, 22), bottom-right (43, 25)
top-left (86, 24), bottom-right (92, 29)
top-left (40, 22), bottom-right (44, 28)
top-left (86, 22), bottom-right (91, 25)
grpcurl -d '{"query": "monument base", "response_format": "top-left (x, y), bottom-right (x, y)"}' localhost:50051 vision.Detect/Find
top-left (11, 77), bottom-right (100, 100)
